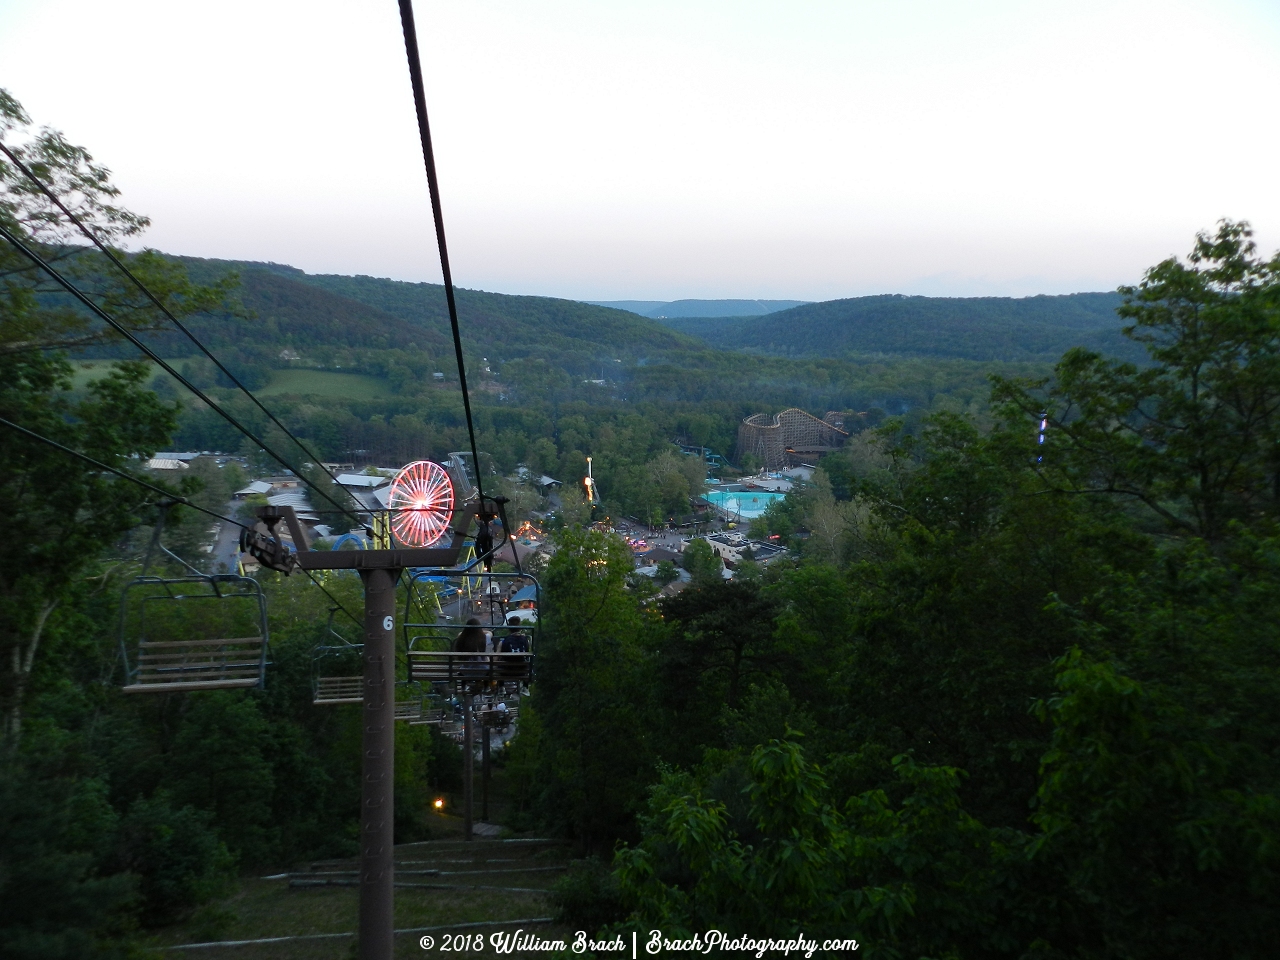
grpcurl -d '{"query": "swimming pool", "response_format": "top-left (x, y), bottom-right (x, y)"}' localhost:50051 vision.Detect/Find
top-left (703, 490), bottom-right (788, 519)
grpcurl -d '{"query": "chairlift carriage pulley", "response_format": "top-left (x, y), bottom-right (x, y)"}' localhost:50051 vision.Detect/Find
top-left (240, 506), bottom-right (298, 574)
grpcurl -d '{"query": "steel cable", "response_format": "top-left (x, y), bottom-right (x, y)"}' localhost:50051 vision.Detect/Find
top-left (0, 141), bottom-right (355, 505)
top-left (0, 414), bottom-right (246, 529)
top-left (397, 0), bottom-right (486, 505)
top-left (0, 222), bottom-right (364, 525)
top-left (0, 415), bottom-right (363, 624)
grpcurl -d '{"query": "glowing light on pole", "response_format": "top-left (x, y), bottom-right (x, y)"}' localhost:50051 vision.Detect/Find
top-left (387, 461), bottom-right (455, 547)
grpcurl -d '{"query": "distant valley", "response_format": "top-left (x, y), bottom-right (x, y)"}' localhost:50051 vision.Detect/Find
top-left (585, 299), bottom-right (811, 318)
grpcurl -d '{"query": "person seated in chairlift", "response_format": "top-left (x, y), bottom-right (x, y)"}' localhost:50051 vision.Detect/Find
top-left (499, 616), bottom-right (529, 653)
top-left (454, 618), bottom-right (487, 652)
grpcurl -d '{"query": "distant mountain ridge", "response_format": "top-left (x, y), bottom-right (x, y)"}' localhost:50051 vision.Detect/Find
top-left (165, 257), bottom-right (700, 368)
top-left (654, 292), bottom-right (1134, 362)
top-left (586, 298), bottom-right (810, 318)
top-left (128, 256), bottom-right (1135, 369)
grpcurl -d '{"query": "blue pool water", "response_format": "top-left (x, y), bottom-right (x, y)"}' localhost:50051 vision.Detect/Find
top-left (703, 490), bottom-right (788, 519)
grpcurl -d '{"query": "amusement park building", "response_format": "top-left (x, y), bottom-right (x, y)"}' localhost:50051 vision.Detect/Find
top-left (737, 408), bottom-right (850, 471)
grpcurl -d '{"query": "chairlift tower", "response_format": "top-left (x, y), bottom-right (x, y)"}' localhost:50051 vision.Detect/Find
top-left (243, 458), bottom-right (492, 960)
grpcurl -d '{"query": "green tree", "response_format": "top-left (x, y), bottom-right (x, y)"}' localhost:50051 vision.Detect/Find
top-left (555, 490), bottom-right (593, 530)
top-left (0, 352), bottom-right (178, 739)
top-left (164, 693), bottom-right (276, 862)
top-left (613, 737), bottom-right (1029, 957)
top-left (681, 538), bottom-right (723, 586)
top-left (1030, 650), bottom-right (1280, 958)
top-left (112, 790), bottom-right (235, 924)
top-left (653, 581), bottom-right (783, 765)
top-left (799, 469), bottom-right (869, 565)
top-left (529, 528), bottom-right (656, 848)
top-left (747, 495), bottom-right (801, 542)
top-left (0, 762), bottom-right (137, 959)
top-left (654, 560), bottom-right (679, 587)
top-left (994, 220), bottom-right (1280, 541)
top-left (0, 89), bottom-right (234, 356)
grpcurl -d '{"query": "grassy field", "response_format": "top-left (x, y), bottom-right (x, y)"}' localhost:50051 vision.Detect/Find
top-left (256, 368), bottom-right (392, 399)
top-left (70, 361), bottom-right (392, 400)
top-left (69, 358), bottom-right (164, 390)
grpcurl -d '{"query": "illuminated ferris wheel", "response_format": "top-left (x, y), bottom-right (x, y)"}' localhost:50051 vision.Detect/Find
top-left (387, 460), bottom-right (455, 547)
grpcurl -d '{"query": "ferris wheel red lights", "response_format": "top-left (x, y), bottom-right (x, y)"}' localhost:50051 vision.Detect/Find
top-left (387, 461), bottom-right (455, 547)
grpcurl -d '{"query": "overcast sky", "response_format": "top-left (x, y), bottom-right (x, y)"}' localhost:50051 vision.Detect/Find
top-left (2, 0), bottom-right (1278, 300)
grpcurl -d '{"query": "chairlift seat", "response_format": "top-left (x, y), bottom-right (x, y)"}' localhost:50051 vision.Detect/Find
top-left (314, 675), bottom-right (363, 704)
top-left (395, 699), bottom-right (424, 722)
top-left (408, 705), bottom-right (451, 726)
top-left (123, 636), bottom-right (267, 693)
top-left (407, 651), bottom-right (533, 686)
top-left (480, 706), bottom-right (515, 729)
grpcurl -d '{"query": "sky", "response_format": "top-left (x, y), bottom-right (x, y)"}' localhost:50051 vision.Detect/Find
top-left (1, 0), bottom-right (1278, 301)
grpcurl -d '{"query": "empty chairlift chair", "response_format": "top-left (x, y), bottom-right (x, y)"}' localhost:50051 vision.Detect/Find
top-left (312, 613), bottom-right (429, 721)
top-left (119, 574), bottom-right (270, 693)
top-left (394, 680), bottom-right (427, 722)
top-left (312, 622), bottom-right (364, 705)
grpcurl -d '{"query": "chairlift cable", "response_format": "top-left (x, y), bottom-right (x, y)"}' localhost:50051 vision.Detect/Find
top-left (3, 415), bottom-right (361, 624)
top-left (0, 222), bottom-right (363, 524)
top-left (397, 0), bottom-right (485, 505)
top-left (0, 414), bottom-right (247, 529)
top-left (0, 142), bottom-right (355, 505)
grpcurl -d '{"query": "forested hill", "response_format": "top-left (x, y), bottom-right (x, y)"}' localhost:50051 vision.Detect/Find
top-left (656, 292), bottom-right (1134, 362)
top-left (151, 257), bottom-right (1128, 367)
top-left (169, 256), bottom-right (700, 367)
